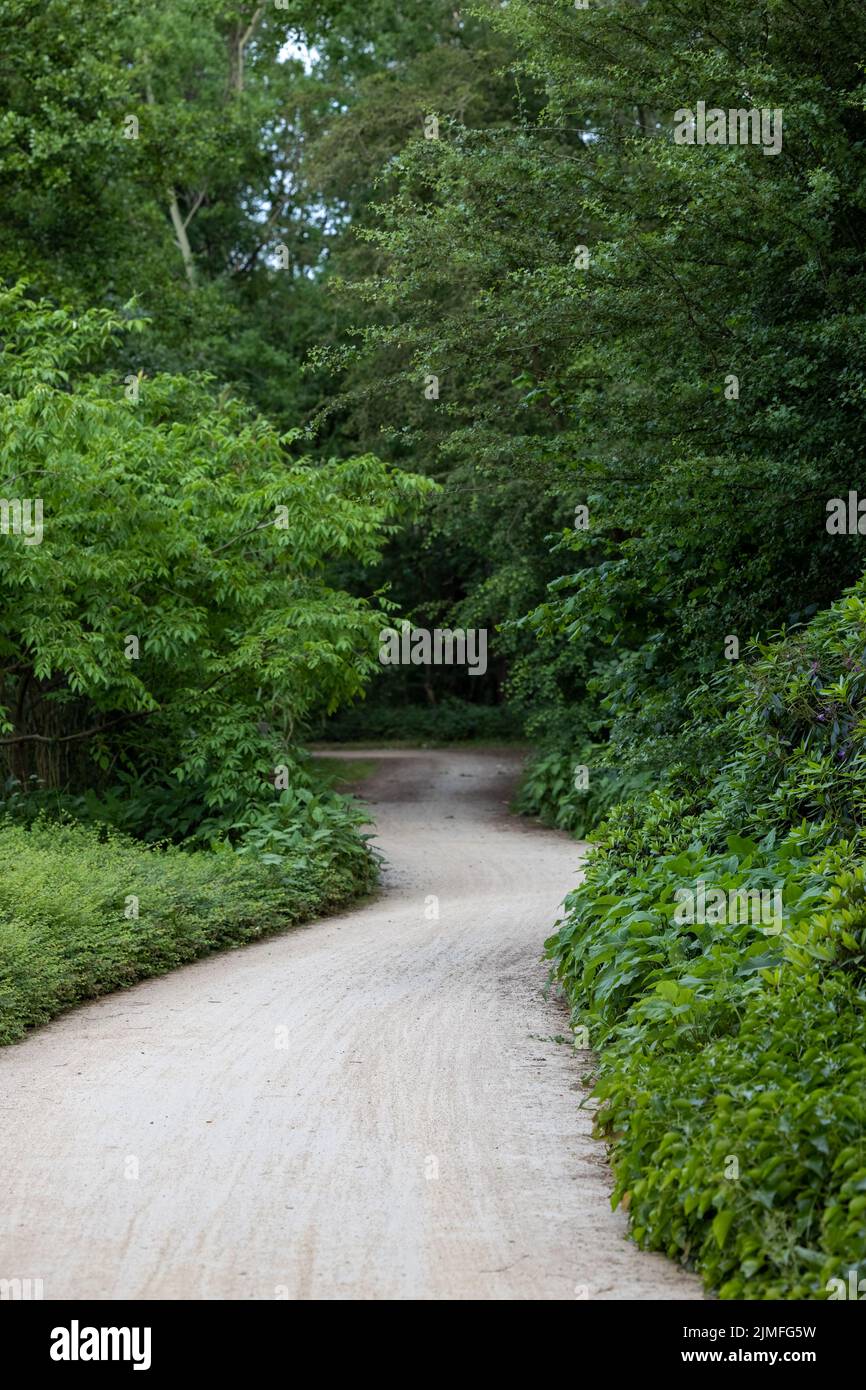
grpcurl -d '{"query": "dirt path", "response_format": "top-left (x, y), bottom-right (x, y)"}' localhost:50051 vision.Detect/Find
top-left (0, 748), bottom-right (702, 1300)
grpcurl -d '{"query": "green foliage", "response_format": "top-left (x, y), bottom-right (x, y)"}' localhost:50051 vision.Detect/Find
top-left (0, 285), bottom-right (433, 804)
top-left (0, 1), bottom-right (336, 422)
top-left (0, 810), bottom-right (375, 1045)
top-left (225, 781), bottom-right (378, 892)
top-left (3, 0), bottom-right (866, 1302)
top-left (319, 0), bottom-right (866, 758)
top-left (549, 807), bottom-right (866, 1298)
top-left (712, 586), bottom-right (866, 836)
top-left (320, 695), bottom-right (520, 744)
top-left (548, 575), bottom-right (866, 1297)
top-left (515, 744), bottom-right (653, 837)
top-left (590, 955), bottom-right (866, 1300)
top-left (0, 0), bottom-right (511, 429)
top-left (0, 752), bottom-right (378, 874)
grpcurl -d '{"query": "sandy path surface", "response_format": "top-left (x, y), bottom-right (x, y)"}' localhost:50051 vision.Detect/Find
top-left (0, 748), bottom-right (702, 1300)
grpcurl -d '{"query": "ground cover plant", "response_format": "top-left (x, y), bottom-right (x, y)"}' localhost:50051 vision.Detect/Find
top-left (547, 573), bottom-right (866, 1297)
top-left (0, 786), bottom-right (377, 1045)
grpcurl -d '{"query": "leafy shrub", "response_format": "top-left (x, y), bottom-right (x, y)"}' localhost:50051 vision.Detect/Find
top-left (515, 744), bottom-right (653, 837)
top-left (548, 575), bottom-right (866, 1298)
top-left (0, 754), bottom-right (378, 877)
top-left (0, 772), bottom-right (223, 844)
top-left (226, 784), bottom-right (379, 896)
top-left (548, 821), bottom-right (866, 1298)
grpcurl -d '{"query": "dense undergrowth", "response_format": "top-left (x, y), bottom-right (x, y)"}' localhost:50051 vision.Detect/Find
top-left (515, 744), bottom-right (654, 838)
top-left (546, 578), bottom-right (866, 1299)
top-left (318, 695), bottom-right (521, 744)
top-left (0, 783), bottom-right (377, 1045)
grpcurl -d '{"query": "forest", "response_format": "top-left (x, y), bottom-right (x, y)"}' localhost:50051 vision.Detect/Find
top-left (1, 0), bottom-right (866, 1304)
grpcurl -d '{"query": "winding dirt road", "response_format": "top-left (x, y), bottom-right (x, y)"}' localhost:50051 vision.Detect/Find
top-left (0, 748), bottom-right (702, 1300)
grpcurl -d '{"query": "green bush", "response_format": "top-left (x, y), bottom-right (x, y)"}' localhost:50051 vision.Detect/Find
top-left (0, 754), bottom-right (379, 855)
top-left (548, 575), bottom-right (866, 1298)
top-left (515, 744), bottom-right (653, 837)
top-left (549, 811), bottom-right (866, 1298)
top-left (0, 811), bottom-right (376, 1046)
top-left (226, 783), bottom-right (380, 894)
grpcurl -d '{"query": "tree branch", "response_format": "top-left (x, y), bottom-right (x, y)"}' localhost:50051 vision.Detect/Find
top-left (144, 66), bottom-right (198, 286)
top-left (231, 5), bottom-right (264, 95)
top-left (182, 188), bottom-right (207, 230)
top-left (0, 710), bottom-right (153, 747)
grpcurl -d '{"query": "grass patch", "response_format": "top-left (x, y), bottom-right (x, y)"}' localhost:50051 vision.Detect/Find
top-left (310, 757), bottom-right (379, 791)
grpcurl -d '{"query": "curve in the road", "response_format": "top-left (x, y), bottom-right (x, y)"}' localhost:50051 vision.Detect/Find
top-left (0, 748), bottom-right (703, 1300)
